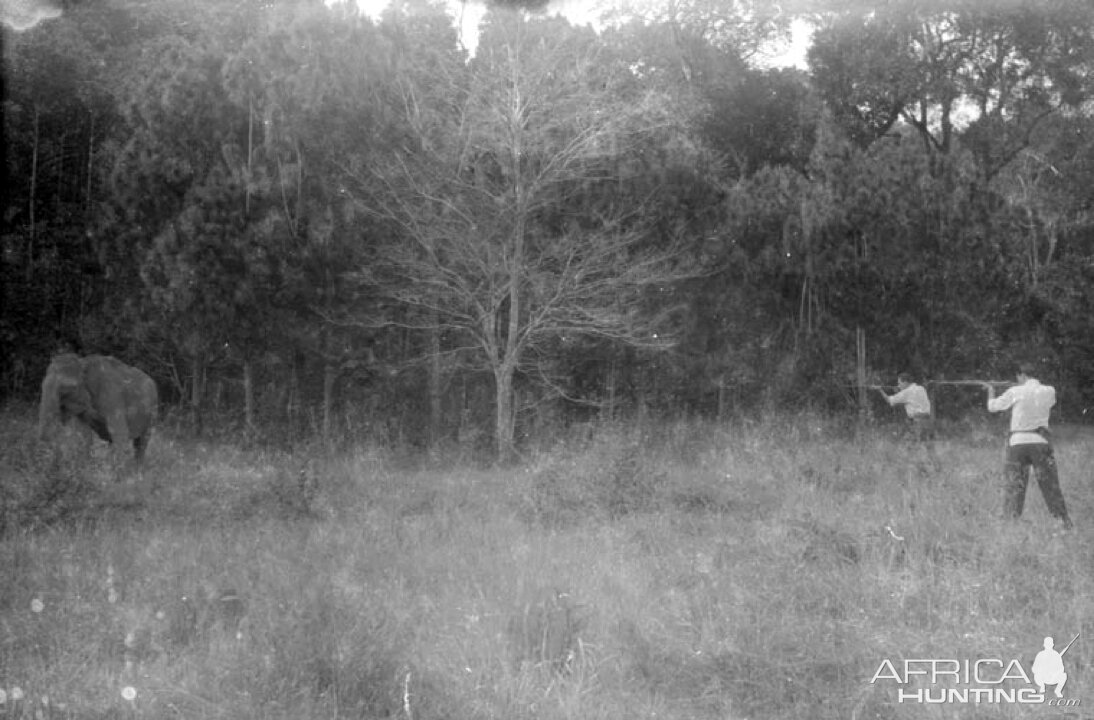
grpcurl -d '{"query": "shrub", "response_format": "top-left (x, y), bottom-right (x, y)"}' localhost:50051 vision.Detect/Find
top-left (522, 433), bottom-right (666, 527)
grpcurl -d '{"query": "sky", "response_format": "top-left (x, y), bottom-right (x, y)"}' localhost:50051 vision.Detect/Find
top-left (2, 0), bottom-right (811, 66)
top-left (350, 0), bottom-right (812, 68)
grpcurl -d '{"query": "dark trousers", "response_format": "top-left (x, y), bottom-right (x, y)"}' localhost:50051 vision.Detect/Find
top-left (908, 415), bottom-right (936, 441)
top-left (906, 415), bottom-right (941, 470)
top-left (1004, 442), bottom-right (1071, 527)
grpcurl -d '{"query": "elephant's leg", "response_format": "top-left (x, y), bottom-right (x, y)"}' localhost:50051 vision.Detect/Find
top-left (134, 430), bottom-right (151, 463)
top-left (105, 410), bottom-right (133, 479)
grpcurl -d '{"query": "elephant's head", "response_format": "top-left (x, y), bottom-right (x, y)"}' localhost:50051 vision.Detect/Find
top-left (38, 353), bottom-right (96, 440)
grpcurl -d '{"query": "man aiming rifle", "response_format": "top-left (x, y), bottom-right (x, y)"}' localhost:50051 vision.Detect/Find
top-left (984, 361), bottom-right (1072, 529)
top-left (876, 373), bottom-right (940, 469)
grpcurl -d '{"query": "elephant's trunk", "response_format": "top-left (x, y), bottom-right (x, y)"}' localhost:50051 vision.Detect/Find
top-left (38, 354), bottom-right (80, 440)
top-left (38, 373), bottom-right (61, 440)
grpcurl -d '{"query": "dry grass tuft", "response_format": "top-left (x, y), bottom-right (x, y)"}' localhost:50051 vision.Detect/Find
top-left (506, 587), bottom-right (587, 672)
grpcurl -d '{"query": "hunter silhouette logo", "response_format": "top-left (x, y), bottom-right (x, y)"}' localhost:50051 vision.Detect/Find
top-left (870, 631), bottom-right (1082, 706)
top-left (1032, 633), bottom-right (1078, 698)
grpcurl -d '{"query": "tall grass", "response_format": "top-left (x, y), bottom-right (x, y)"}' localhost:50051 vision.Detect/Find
top-left (1, 407), bottom-right (1090, 719)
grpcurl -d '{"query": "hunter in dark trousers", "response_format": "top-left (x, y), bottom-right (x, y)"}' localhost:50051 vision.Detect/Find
top-left (878, 373), bottom-right (940, 470)
top-left (877, 373), bottom-right (934, 440)
top-left (984, 363), bottom-right (1072, 529)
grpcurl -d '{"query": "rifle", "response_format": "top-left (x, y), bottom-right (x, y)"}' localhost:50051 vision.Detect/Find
top-left (1059, 631), bottom-right (1081, 658)
top-left (928, 380), bottom-right (1012, 388)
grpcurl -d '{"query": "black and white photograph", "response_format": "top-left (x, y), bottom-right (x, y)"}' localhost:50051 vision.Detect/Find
top-left (2, 0), bottom-right (1092, 717)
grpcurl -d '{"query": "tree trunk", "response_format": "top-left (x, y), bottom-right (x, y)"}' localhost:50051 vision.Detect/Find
top-left (243, 359), bottom-right (256, 433)
top-left (287, 354), bottom-right (298, 433)
top-left (799, 196), bottom-right (818, 334)
top-left (56, 131), bottom-right (65, 216)
top-left (494, 362), bottom-right (516, 462)
top-left (246, 99), bottom-right (254, 216)
top-left (428, 320), bottom-right (442, 448)
top-left (856, 326), bottom-right (868, 422)
top-left (86, 113), bottom-right (94, 213)
top-left (190, 352), bottom-right (205, 436)
top-left (28, 105), bottom-right (40, 282)
top-left (717, 374), bottom-right (727, 422)
top-left (323, 360), bottom-right (337, 440)
top-left (605, 359), bottom-right (616, 422)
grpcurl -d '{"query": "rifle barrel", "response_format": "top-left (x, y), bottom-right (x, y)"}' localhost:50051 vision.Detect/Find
top-left (1059, 631), bottom-right (1081, 657)
top-left (929, 380), bottom-right (1012, 386)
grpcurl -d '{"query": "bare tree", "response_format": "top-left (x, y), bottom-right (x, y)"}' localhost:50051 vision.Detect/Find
top-left (353, 13), bottom-right (695, 459)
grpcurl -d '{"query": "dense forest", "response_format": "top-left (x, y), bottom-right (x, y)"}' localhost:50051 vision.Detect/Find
top-left (3, 0), bottom-right (1093, 456)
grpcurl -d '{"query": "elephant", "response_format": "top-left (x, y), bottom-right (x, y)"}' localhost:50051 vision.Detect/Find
top-left (38, 353), bottom-right (159, 465)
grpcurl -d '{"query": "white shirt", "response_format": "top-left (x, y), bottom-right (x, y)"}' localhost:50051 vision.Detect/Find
top-left (887, 384), bottom-right (931, 418)
top-left (987, 379), bottom-right (1054, 445)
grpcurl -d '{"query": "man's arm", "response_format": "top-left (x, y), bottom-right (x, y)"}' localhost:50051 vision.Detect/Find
top-left (885, 387), bottom-right (910, 406)
top-left (985, 384), bottom-right (1014, 413)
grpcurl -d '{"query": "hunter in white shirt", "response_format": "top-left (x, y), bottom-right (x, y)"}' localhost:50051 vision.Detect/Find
top-left (883, 381), bottom-right (931, 418)
top-left (987, 378), bottom-right (1055, 445)
top-left (877, 374), bottom-right (939, 466)
top-left (984, 365), bottom-right (1071, 528)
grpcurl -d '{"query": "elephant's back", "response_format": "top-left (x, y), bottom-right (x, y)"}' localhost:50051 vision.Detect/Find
top-left (86, 355), bottom-right (159, 428)
top-left (89, 355), bottom-right (156, 388)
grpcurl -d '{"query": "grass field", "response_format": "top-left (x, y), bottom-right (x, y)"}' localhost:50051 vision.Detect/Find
top-left (1, 405), bottom-right (1091, 720)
